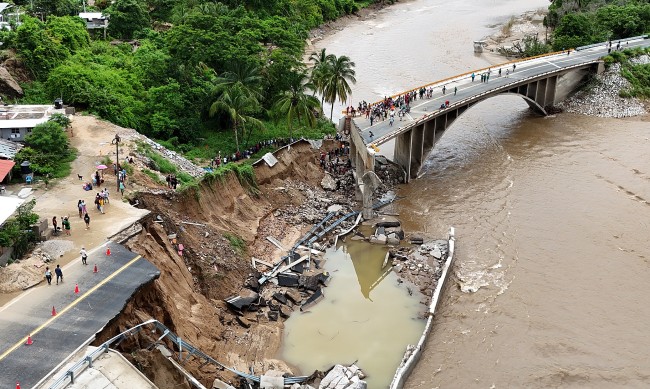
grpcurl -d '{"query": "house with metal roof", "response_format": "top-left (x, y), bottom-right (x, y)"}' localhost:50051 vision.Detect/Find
top-left (0, 104), bottom-right (67, 142)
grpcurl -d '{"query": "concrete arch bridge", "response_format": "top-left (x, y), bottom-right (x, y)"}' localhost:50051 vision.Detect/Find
top-left (342, 36), bottom-right (650, 219)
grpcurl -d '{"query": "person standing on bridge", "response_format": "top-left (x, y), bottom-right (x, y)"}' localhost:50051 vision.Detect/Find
top-left (84, 212), bottom-right (90, 230)
top-left (471, 72), bottom-right (475, 82)
top-left (454, 86), bottom-right (457, 95)
top-left (442, 85), bottom-right (446, 95)
top-left (513, 63), bottom-right (517, 72)
top-left (55, 265), bottom-right (63, 285)
top-left (498, 68), bottom-right (502, 77)
top-left (370, 115), bottom-right (374, 126)
top-left (80, 247), bottom-right (88, 265)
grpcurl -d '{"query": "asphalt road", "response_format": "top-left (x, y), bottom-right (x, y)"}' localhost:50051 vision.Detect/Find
top-left (0, 243), bottom-right (159, 389)
top-left (354, 37), bottom-right (650, 146)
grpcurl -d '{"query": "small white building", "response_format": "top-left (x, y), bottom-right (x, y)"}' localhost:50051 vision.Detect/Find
top-left (79, 12), bottom-right (108, 38)
top-left (0, 104), bottom-right (67, 142)
top-left (0, 3), bottom-right (22, 31)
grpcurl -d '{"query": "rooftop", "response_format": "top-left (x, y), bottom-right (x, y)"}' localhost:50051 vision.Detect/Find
top-left (0, 104), bottom-right (66, 129)
top-left (0, 138), bottom-right (23, 159)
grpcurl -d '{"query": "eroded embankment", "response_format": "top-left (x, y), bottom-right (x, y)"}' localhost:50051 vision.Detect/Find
top-left (93, 141), bottom-right (344, 387)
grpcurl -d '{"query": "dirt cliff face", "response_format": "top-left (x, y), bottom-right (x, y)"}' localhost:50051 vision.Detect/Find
top-left (94, 141), bottom-right (329, 387)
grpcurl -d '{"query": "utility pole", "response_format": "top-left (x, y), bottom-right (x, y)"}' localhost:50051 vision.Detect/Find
top-left (111, 134), bottom-right (121, 190)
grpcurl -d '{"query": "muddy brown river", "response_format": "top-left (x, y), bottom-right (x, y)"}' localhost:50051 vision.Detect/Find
top-left (291, 0), bottom-right (650, 387)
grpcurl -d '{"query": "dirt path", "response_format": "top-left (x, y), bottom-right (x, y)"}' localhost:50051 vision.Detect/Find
top-left (0, 116), bottom-right (149, 302)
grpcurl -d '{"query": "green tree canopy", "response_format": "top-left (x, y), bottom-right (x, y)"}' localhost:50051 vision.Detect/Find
top-left (106, 0), bottom-right (150, 39)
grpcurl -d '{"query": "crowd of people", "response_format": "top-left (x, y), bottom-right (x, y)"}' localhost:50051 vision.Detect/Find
top-left (209, 138), bottom-right (297, 169)
top-left (320, 141), bottom-right (351, 175)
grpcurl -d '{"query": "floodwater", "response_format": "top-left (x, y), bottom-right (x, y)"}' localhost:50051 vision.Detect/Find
top-left (305, 0), bottom-right (650, 387)
top-left (282, 240), bottom-right (425, 387)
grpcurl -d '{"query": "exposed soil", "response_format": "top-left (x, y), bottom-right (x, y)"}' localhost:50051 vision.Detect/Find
top-left (91, 140), bottom-right (362, 387)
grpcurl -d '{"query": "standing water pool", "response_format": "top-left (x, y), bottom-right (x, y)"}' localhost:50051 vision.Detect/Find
top-left (281, 239), bottom-right (426, 387)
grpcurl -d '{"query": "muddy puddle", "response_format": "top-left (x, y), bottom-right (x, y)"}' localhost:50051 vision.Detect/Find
top-left (281, 239), bottom-right (425, 387)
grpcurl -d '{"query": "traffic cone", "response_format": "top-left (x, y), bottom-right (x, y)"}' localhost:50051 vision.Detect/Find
top-left (106, 247), bottom-right (111, 256)
top-left (52, 306), bottom-right (57, 316)
top-left (25, 335), bottom-right (33, 345)
top-left (74, 284), bottom-right (79, 294)
top-left (93, 264), bottom-right (98, 273)
top-left (16, 382), bottom-right (20, 389)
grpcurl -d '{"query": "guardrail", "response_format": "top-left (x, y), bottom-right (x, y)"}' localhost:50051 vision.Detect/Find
top-left (343, 35), bottom-right (650, 116)
top-left (368, 58), bottom-right (604, 147)
top-left (46, 319), bottom-right (309, 389)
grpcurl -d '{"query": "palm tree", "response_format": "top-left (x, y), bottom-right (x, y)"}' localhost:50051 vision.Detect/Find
top-left (274, 69), bottom-right (321, 139)
top-left (209, 85), bottom-right (263, 152)
top-left (323, 55), bottom-right (356, 120)
top-left (214, 61), bottom-right (263, 102)
top-left (309, 48), bottom-right (335, 107)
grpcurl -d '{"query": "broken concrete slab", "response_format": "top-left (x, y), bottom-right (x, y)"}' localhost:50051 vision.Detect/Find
top-left (279, 306), bottom-right (292, 319)
top-left (285, 289), bottom-right (302, 304)
top-left (273, 292), bottom-right (288, 305)
top-left (369, 234), bottom-right (387, 245)
top-left (319, 364), bottom-right (367, 389)
top-left (327, 204), bottom-right (343, 213)
top-left (320, 174), bottom-right (337, 191)
top-left (260, 375), bottom-right (284, 389)
top-left (301, 288), bottom-right (324, 311)
top-left (278, 273), bottom-right (300, 287)
top-left (268, 311), bottom-right (278, 321)
top-left (224, 294), bottom-right (259, 312)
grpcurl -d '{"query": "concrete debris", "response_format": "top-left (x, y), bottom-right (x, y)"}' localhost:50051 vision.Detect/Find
top-left (285, 289), bottom-right (302, 304)
top-left (319, 364), bottom-right (367, 389)
top-left (558, 58), bottom-right (649, 118)
top-left (212, 379), bottom-right (236, 389)
top-left (236, 316), bottom-right (251, 328)
top-left (320, 173), bottom-right (338, 191)
top-left (301, 287), bottom-right (324, 311)
top-left (260, 374), bottom-right (285, 389)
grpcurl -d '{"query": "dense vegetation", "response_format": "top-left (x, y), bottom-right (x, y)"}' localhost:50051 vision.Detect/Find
top-left (546, 0), bottom-right (650, 51)
top-left (13, 114), bottom-right (75, 179)
top-left (1, 0), bottom-right (374, 158)
top-left (603, 47), bottom-right (650, 97)
top-left (0, 199), bottom-right (39, 260)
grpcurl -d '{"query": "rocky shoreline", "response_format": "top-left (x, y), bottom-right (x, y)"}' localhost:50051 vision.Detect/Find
top-left (558, 56), bottom-right (649, 118)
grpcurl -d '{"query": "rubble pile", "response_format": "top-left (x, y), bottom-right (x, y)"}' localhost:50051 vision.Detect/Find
top-left (558, 60), bottom-right (648, 118)
top-left (390, 239), bottom-right (450, 302)
top-left (273, 180), bottom-right (358, 228)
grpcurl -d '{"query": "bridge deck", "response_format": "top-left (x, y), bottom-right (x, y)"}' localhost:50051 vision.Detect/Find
top-left (354, 37), bottom-right (649, 147)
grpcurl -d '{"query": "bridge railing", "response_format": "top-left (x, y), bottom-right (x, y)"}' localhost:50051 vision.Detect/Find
top-left (343, 35), bottom-right (649, 116)
top-left (369, 59), bottom-right (604, 147)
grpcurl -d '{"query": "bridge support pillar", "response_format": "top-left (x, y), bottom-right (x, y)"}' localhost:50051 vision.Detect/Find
top-left (410, 124), bottom-right (425, 179)
top-left (394, 130), bottom-right (412, 182)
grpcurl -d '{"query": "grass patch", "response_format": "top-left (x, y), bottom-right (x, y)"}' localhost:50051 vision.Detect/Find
top-left (141, 168), bottom-right (164, 185)
top-left (223, 232), bottom-right (245, 255)
top-left (204, 163), bottom-right (259, 196)
top-left (602, 47), bottom-right (650, 98)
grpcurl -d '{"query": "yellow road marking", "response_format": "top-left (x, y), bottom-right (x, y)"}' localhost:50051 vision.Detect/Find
top-left (0, 255), bottom-right (142, 362)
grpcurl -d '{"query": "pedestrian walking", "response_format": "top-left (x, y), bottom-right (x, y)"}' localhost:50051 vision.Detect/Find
top-left (84, 212), bottom-right (90, 230)
top-left (45, 267), bottom-right (52, 285)
top-left (80, 247), bottom-right (88, 265)
top-left (498, 68), bottom-right (502, 77)
top-left (506, 69), bottom-right (510, 77)
top-left (119, 181), bottom-right (125, 196)
top-left (62, 217), bottom-right (71, 236)
top-left (55, 265), bottom-right (63, 284)
top-left (81, 200), bottom-right (87, 216)
top-left (471, 72), bottom-right (475, 82)
top-left (78, 200), bottom-right (83, 218)
top-left (454, 86), bottom-right (457, 96)
top-left (486, 73), bottom-right (490, 83)
top-left (512, 63), bottom-right (516, 72)
top-left (52, 216), bottom-right (58, 234)
top-left (442, 85), bottom-right (446, 95)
